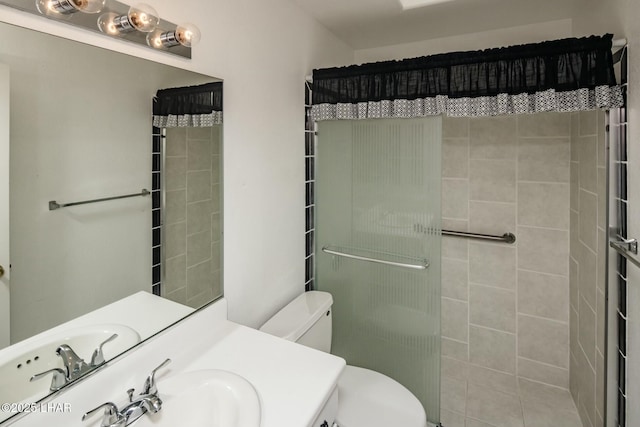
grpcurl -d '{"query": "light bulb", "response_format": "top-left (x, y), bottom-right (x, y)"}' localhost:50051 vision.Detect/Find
top-left (175, 23), bottom-right (200, 47)
top-left (97, 3), bottom-right (159, 35)
top-left (127, 3), bottom-right (160, 32)
top-left (97, 12), bottom-right (120, 35)
top-left (146, 23), bottom-right (201, 49)
top-left (37, 0), bottom-right (105, 15)
top-left (146, 30), bottom-right (166, 49)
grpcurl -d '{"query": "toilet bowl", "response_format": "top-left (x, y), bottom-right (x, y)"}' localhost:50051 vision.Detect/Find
top-left (259, 291), bottom-right (426, 427)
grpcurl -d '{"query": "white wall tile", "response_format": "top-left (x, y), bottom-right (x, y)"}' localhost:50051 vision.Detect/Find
top-left (517, 227), bottom-right (569, 276)
top-left (517, 183), bottom-right (569, 229)
top-left (468, 364), bottom-right (518, 395)
top-left (470, 285), bottom-right (516, 333)
top-left (443, 117), bottom-right (469, 138)
top-left (518, 137), bottom-right (570, 183)
top-left (469, 325), bottom-right (516, 373)
top-left (443, 138), bottom-right (469, 178)
top-left (576, 242), bottom-right (597, 310)
top-left (469, 159), bottom-right (516, 203)
top-left (518, 270), bottom-right (569, 322)
top-left (443, 179), bottom-right (469, 219)
top-left (518, 112), bottom-right (571, 137)
top-left (442, 298), bottom-right (469, 342)
top-left (442, 356), bottom-right (469, 382)
top-left (518, 315), bottom-right (569, 368)
top-left (570, 161), bottom-right (579, 209)
top-left (519, 378), bottom-right (577, 413)
top-left (469, 201), bottom-right (516, 236)
top-left (442, 258), bottom-right (469, 301)
top-left (469, 116), bottom-right (517, 159)
top-left (579, 110), bottom-right (597, 136)
top-left (578, 136), bottom-right (597, 193)
top-left (466, 383), bottom-right (524, 427)
top-left (441, 376), bottom-right (467, 414)
top-left (578, 189), bottom-right (598, 252)
top-left (441, 113), bottom-right (574, 396)
top-left (518, 357), bottom-right (569, 389)
top-left (469, 242), bottom-right (516, 289)
top-left (578, 295), bottom-right (596, 370)
top-left (442, 337), bottom-right (469, 362)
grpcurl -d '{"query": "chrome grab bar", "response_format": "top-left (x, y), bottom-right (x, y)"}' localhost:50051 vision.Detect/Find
top-left (321, 246), bottom-right (429, 270)
top-left (49, 189), bottom-right (150, 211)
top-left (610, 237), bottom-right (640, 269)
top-left (442, 229), bottom-right (516, 244)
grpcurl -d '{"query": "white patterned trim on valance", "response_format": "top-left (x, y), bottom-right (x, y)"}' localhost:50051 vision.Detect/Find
top-left (153, 112), bottom-right (223, 128)
top-left (311, 85), bottom-right (624, 121)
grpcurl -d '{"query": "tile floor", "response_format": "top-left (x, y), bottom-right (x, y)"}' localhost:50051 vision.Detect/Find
top-left (440, 361), bottom-right (583, 427)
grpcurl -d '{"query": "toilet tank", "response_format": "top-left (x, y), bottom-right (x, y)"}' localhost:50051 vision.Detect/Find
top-left (259, 291), bottom-right (333, 353)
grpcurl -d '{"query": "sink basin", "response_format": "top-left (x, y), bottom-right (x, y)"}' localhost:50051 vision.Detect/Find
top-left (136, 370), bottom-right (261, 427)
top-left (0, 324), bottom-right (140, 408)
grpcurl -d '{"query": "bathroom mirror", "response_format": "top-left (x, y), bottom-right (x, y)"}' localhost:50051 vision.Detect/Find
top-left (0, 20), bottom-right (222, 418)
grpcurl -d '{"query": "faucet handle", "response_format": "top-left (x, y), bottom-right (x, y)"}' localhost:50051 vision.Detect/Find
top-left (141, 358), bottom-right (171, 395)
top-left (82, 402), bottom-right (125, 427)
top-left (91, 333), bottom-right (119, 366)
top-left (30, 368), bottom-right (67, 391)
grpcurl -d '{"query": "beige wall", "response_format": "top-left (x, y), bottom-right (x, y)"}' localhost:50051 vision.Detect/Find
top-left (440, 113), bottom-right (576, 422)
top-left (164, 126), bottom-right (223, 309)
top-left (569, 110), bottom-right (608, 427)
top-left (355, 19), bottom-right (572, 63)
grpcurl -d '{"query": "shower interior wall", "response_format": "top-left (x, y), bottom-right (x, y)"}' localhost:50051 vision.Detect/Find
top-left (440, 111), bottom-right (606, 426)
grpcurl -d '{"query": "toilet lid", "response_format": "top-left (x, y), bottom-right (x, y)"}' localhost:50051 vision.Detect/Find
top-left (335, 365), bottom-right (427, 427)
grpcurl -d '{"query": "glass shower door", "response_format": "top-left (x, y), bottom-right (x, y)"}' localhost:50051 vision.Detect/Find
top-left (315, 117), bottom-right (442, 423)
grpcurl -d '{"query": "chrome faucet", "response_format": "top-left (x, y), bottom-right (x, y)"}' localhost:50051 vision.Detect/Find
top-left (30, 334), bottom-right (119, 391)
top-left (82, 359), bottom-right (171, 427)
top-left (56, 344), bottom-right (92, 379)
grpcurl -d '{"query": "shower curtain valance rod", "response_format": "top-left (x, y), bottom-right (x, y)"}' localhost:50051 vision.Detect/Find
top-left (310, 34), bottom-right (624, 120)
top-left (304, 38), bottom-right (628, 83)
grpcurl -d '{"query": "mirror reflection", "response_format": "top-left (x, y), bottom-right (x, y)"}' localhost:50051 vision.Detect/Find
top-left (0, 21), bottom-right (223, 417)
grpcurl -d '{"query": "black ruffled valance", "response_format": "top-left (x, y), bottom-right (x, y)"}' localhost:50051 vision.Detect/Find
top-left (312, 34), bottom-right (623, 120)
top-left (153, 82), bottom-right (223, 127)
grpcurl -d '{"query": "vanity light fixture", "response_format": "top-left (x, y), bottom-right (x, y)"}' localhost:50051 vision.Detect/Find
top-left (146, 23), bottom-right (201, 49)
top-left (36, 0), bottom-right (106, 15)
top-left (2, 0), bottom-right (194, 58)
top-left (97, 2), bottom-right (159, 35)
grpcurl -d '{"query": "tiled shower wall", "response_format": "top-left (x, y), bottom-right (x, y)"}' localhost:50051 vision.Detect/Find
top-left (569, 110), bottom-right (607, 427)
top-left (440, 113), bottom-right (576, 419)
top-left (163, 126), bottom-right (223, 308)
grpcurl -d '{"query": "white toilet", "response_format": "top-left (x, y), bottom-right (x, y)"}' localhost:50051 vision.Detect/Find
top-left (259, 291), bottom-right (427, 427)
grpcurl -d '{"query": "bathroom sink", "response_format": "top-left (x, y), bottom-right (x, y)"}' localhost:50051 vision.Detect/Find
top-left (135, 370), bottom-right (261, 427)
top-left (0, 324), bottom-right (140, 405)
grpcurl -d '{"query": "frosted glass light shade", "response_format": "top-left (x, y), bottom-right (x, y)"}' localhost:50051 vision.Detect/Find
top-left (37, 0), bottom-right (106, 15)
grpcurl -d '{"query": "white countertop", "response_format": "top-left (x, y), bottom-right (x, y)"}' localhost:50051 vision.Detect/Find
top-left (2, 291), bottom-right (193, 354)
top-left (8, 298), bottom-right (345, 427)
